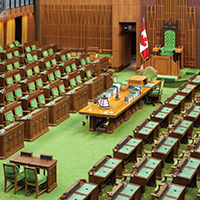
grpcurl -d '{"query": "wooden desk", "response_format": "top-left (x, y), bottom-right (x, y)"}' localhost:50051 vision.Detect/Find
top-left (102, 70), bottom-right (113, 90)
top-left (79, 80), bottom-right (160, 134)
top-left (152, 45), bottom-right (161, 55)
top-left (113, 135), bottom-right (143, 166)
top-left (150, 105), bottom-right (173, 128)
top-left (127, 75), bottom-right (148, 87)
top-left (172, 156), bottom-right (200, 187)
top-left (88, 155), bottom-right (122, 190)
top-left (0, 122), bottom-right (24, 159)
top-left (128, 156), bottom-right (162, 193)
top-left (188, 74), bottom-right (200, 91)
top-left (92, 57), bottom-right (109, 75)
top-left (152, 135), bottom-right (179, 167)
top-left (155, 182), bottom-right (185, 200)
top-left (10, 152), bottom-right (57, 193)
top-left (169, 118), bottom-right (193, 144)
top-left (175, 46), bottom-right (184, 69)
top-left (133, 119), bottom-right (159, 143)
top-left (107, 181), bottom-right (141, 200)
top-left (177, 83), bottom-right (196, 102)
top-left (58, 179), bottom-right (98, 200)
top-left (165, 93), bottom-right (186, 114)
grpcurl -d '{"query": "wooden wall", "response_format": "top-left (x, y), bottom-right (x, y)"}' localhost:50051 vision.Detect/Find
top-left (38, 0), bottom-right (112, 51)
top-left (146, 0), bottom-right (196, 68)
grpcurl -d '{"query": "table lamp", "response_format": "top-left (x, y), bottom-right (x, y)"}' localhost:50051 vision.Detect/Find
top-left (100, 95), bottom-right (110, 109)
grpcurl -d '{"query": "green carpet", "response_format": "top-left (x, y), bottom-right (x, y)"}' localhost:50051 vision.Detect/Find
top-left (0, 69), bottom-right (197, 200)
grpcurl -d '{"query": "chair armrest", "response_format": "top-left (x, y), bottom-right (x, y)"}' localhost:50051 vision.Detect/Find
top-left (23, 110), bottom-right (30, 115)
top-left (122, 173), bottom-right (131, 181)
top-left (145, 151), bottom-right (152, 156)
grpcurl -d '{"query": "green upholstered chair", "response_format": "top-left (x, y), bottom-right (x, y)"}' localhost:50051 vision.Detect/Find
top-left (48, 48), bottom-right (53, 55)
top-left (51, 59), bottom-right (57, 66)
top-left (25, 46), bottom-right (31, 53)
top-left (14, 88), bottom-right (23, 100)
top-left (6, 64), bottom-right (13, 71)
top-left (58, 84), bottom-right (65, 95)
top-left (160, 30), bottom-right (177, 56)
top-left (48, 73), bottom-right (55, 82)
top-left (14, 106), bottom-right (23, 120)
top-left (26, 54), bottom-right (34, 63)
top-left (51, 87), bottom-right (59, 99)
top-left (80, 59), bottom-right (86, 67)
top-left (31, 44), bottom-right (37, 50)
top-left (33, 66), bottom-right (40, 74)
top-left (6, 92), bottom-right (14, 103)
top-left (86, 56), bottom-right (91, 64)
top-left (6, 77), bottom-right (14, 86)
top-left (28, 82), bottom-right (36, 92)
top-left (33, 54), bottom-right (38, 61)
top-left (14, 40), bottom-right (21, 46)
top-left (61, 54), bottom-right (67, 62)
top-left (14, 73), bottom-right (21, 83)
top-left (45, 61), bottom-right (51, 69)
top-left (36, 78), bottom-right (43, 89)
top-left (69, 78), bottom-right (76, 89)
top-left (24, 166), bottom-right (47, 199)
top-left (13, 50), bottom-right (20, 57)
top-left (37, 94), bottom-right (46, 107)
top-left (142, 66), bottom-right (158, 82)
top-left (71, 63), bottom-right (77, 71)
top-left (65, 65), bottom-right (71, 74)
top-left (8, 43), bottom-right (15, 48)
top-left (42, 50), bottom-right (48, 57)
top-left (67, 53), bottom-right (71, 59)
top-left (147, 79), bottom-right (165, 106)
top-left (75, 75), bottom-right (82, 86)
top-left (6, 53), bottom-right (13, 59)
top-left (55, 70), bottom-right (61, 79)
top-left (30, 98), bottom-right (38, 111)
top-left (3, 163), bottom-right (25, 194)
top-left (5, 110), bottom-right (15, 126)
top-left (86, 70), bottom-right (93, 79)
top-left (0, 45), bottom-right (4, 52)
top-left (26, 69), bottom-right (33, 77)
top-left (13, 61), bottom-right (20, 68)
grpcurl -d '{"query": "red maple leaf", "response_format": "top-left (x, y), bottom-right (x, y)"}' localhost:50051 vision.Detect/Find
top-left (141, 35), bottom-right (147, 47)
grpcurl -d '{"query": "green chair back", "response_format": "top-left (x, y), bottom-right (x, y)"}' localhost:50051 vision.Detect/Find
top-left (86, 56), bottom-right (91, 63)
top-left (86, 70), bottom-right (92, 78)
top-left (8, 43), bottom-right (15, 48)
top-left (28, 82), bottom-right (36, 91)
top-left (36, 78), bottom-right (43, 87)
top-left (25, 46), bottom-right (31, 52)
top-left (26, 69), bottom-right (33, 77)
top-left (61, 55), bottom-right (67, 61)
top-left (33, 66), bottom-right (40, 73)
top-left (6, 64), bottom-right (13, 71)
top-left (14, 40), bottom-right (21, 46)
top-left (26, 54), bottom-right (34, 63)
top-left (42, 50), bottom-right (48, 57)
top-left (45, 61), bottom-right (51, 69)
top-left (4, 163), bottom-right (19, 176)
top-left (48, 48), bottom-right (53, 55)
top-left (67, 53), bottom-right (71, 59)
top-left (143, 69), bottom-right (156, 81)
top-left (13, 51), bottom-right (19, 57)
top-left (70, 78), bottom-right (76, 86)
top-left (30, 98), bottom-right (38, 109)
top-left (48, 73), bottom-right (55, 82)
top-left (80, 59), bottom-right (86, 66)
top-left (6, 92), bottom-right (14, 102)
top-left (0, 45), bottom-right (4, 52)
top-left (51, 59), bottom-right (57, 66)
top-left (33, 54), bottom-right (38, 61)
top-left (38, 94), bottom-right (45, 104)
top-left (65, 65), bottom-right (71, 73)
top-left (5, 111), bottom-right (14, 124)
top-left (55, 70), bottom-right (61, 79)
top-left (14, 106), bottom-right (23, 117)
top-left (6, 53), bottom-right (13, 59)
top-left (25, 167), bottom-right (37, 185)
top-left (14, 88), bottom-right (22, 98)
top-left (6, 77), bottom-right (14, 86)
top-left (31, 44), bottom-right (36, 50)
top-left (52, 87), bottom-right (59, 97)
top-left (58, 84), bottom-right (65, 92)
top-left (76, 75), bottom-right (82, 84)
top-left (71, 63), bottom-right (77, 70)
top-left (14, 74), bottom-right (21, 81)
top-left (164, 30), bottom-right (176, 47)
top-left (13, 61), bottom-right (20, 68)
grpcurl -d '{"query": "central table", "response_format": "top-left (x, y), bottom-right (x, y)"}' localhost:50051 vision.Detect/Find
top-left (79, 79), bottom-right (160, 133)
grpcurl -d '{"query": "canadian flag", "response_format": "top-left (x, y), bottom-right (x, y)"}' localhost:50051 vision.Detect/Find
top-left (140, 19), bottom-right (149, 60)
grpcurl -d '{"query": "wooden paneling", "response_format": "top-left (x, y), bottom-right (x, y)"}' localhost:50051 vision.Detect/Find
top-left (146, 0), bottom-right (196, 68)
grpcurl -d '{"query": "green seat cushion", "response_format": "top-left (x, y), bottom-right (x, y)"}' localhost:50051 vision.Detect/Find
top-left (61, 54), bottom-right (67, 61)
top-left (6, 169), bottom-right (25, 182)
top-left (149, 89), bottom-right (159, 96)
top-left (67, 53), bottom-right (71, 59)
top-left (6, 53), bottom-right (13, 59)
top-left (14, 61), bottom-right (20, 68)
top-left (15, 88), bottom-right (22, 97)
top-left (186, 68), bottom-right (200, 75)
top-left (6, 64), bottom-right (13, 71)
top-left (27, 173), bottom-right (47, 186)
top-left (42, 50), bottom-right (48, 57)
top-left (13, 50), bottom-right (19, 56)
top-left (25, 46), bottom-right (31, 52)
top-left (31, 44), bottom-right (37, 50)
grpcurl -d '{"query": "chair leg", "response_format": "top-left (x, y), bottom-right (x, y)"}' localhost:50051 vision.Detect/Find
top-left (4, 180), bottom-right (6, 193)
top-left (36, 185), bottom-right (39, 199)
top-left (14, 180), bottom-right (17, 194)
top-left (25, 182), bottom-right (28, 196)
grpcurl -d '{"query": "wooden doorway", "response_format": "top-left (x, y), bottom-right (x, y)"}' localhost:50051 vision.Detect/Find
top-left (15, 16), bottom-right (22, 43)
